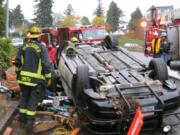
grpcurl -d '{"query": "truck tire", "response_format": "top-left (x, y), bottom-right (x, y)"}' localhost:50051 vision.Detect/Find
top-left (75, 65), bottom-right (90, 106)
top-left (104, 35), bottom-right (119, 50)
top-left (149, 58), bottom-right (168, 81)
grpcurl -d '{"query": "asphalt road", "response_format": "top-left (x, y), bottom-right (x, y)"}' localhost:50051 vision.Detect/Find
top-left (129, 50), bottom-right (180, 135)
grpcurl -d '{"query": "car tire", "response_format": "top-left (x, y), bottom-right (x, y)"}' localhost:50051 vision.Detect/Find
top-left (149, 58), bottom-right (168, 81)
top-left (76, 65), bottom-right (89, 93)
top-left (75, 65), bottom-right (89, 106)
top-left (104, 35), bottom-right (119, 50)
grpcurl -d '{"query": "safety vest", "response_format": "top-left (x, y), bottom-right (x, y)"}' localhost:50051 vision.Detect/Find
top-left (151, 38), bottom-right (161, 55)
top-left (17, 42), bottom-right (51, 86)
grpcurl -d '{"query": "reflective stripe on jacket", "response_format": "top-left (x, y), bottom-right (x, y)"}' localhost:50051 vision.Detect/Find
top-left (152, 38), bottom-right (161, 55)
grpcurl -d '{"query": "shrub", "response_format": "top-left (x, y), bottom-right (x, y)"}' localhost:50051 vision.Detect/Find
top-left (118, 35), bottom-right (144, 47)
top-left (0, 38), bottom-right (17, 75)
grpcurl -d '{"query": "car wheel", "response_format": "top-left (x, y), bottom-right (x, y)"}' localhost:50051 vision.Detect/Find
top-left (149, 58), bottom-right (168, 81)
top-left (76, 65), bottom-right (89, 94)
top-left (75, 65), bottom-right (89, 106)
top-left (104, 35), bottom-right (119, 50)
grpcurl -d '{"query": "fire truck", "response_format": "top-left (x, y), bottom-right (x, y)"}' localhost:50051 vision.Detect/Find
top-left (143, 6), bottom-right (173, 56)
top-left (57, 25), bottom-right (106, 44)
top-left (144, 6), bottom-right (180, 57)
top-left (41, 25), bottom-right (106, 46)
top-left (167, 8), bottom-right (180, 61)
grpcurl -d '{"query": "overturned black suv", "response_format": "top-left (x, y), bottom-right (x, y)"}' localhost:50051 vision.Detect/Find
top-left (57, 35), bottom-right (180, 135)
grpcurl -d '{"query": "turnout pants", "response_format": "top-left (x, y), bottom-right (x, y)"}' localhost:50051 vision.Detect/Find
top-left (19, 84), bottom-right (45, 121)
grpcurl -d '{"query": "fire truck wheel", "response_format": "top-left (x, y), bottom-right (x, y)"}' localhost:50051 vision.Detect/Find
top-left (75, 65), bottom-right (90, 106)
top-left (104, 35), bottom-right (119, 50)
top-left (149, 58), bottom-right (168, 81)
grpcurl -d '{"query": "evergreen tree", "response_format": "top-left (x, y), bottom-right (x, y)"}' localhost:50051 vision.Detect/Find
top-left (128, 7), bottom-right (143, 31)
top-left (33, 0), bottom-right (53, 27)
top-left (9, 5), bottom-right (25, 28)
top-left (52, 12), bottom-right (64, 27)
top-left (64, 4), bottom-right (74, 16)
top-left (94, 0), bottom-right (104, 17)
top-left (0, 0), bottom-right (4, 36)
top-left (81, 16), bottom-right (91, 25)
top-left (106, 1), bottom-right (123, 32)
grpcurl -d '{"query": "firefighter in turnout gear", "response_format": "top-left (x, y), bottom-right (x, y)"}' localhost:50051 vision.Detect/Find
top-left (151, 32), bottom-right (162, 58)
top-left (15, 26), bottom-right (54, 132)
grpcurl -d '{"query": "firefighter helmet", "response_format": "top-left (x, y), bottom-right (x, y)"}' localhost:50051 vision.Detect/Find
top-left (71, 37), bottom-right (78, 43)
top-left (161, 32), bottom-right (167, 37)
top-left (28, 26), bottom-right (42, 39)
top-left (153, 31), bottom-right (158, 36)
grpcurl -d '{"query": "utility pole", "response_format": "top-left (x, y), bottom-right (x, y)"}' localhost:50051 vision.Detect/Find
top-left (5, 0), bottom-right (9, 38)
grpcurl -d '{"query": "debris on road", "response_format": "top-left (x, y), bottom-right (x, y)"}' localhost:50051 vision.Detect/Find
top-left (34, 120), bottom-right (59, 133)
top-left (3, 127), bottom-right (13, 135)
top-left (0, 85), bottom-right (9, 93)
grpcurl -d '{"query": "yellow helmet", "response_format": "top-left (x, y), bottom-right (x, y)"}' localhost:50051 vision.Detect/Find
top-left (71, 37), bottom-right (78, 43)
top-left (28, 26), bottom-right (42, 38)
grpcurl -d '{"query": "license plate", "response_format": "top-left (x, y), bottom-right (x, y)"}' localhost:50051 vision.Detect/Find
top-left (142, 106), bottom-right (155, 117)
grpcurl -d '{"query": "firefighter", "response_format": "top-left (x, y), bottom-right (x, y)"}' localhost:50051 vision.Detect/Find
top-left (151, 32), bottom-right (162, 58)
top-left (160, 32), bottom-right (170, 64)
top-left (71, 37), bottom-right (79, 44)
top-left (15, 26), bottom-right (54, 132)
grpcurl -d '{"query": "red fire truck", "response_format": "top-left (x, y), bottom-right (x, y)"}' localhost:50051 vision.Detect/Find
top-left (144, 6), bottom-right (180, 57)
top-left (79, 25), bottom-right (106, 43)
top-left (144, 6), bottom-right (170, 56)
top-left (41, 25), bottom-right (106, 46)
top-left (57, 25), bottom-right (106, 44)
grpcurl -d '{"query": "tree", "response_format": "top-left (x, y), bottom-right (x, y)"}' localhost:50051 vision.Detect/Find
top-left (94, 0), bottom-right (104, 17)
top-left (33, 0), bottom-right (53, 27)
top-left (64, 4), bottom-right (74, 16)
top-left (106, 1), bottom-right (123, 32)
top-left (92, 16), bottom-right (105, 26)
top-left (52, 12), bottom-right (64, 27)
top-left (81, 16), bottom-right (90, 25)
top-left (128, 7), bottom-right (143, 31)
top-left (9, 5), bottom-right (25, 28)
top-left (127, 7), bottom-right (143, 40)
top-left (0, 0), bottom-right (4, 36)
top-left (60, 16), bottom-right (80, 27)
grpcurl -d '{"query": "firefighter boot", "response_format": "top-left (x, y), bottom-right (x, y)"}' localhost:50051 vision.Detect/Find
top-left (26, 119), bottom-right (34, 133)
top-left (19, 113), bottom-right (27, 129)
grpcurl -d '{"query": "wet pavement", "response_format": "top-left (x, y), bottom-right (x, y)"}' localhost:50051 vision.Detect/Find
top-left (0, 93), bottom-right (55, 135)
top-left (0, 94), bottom-right (18, 134)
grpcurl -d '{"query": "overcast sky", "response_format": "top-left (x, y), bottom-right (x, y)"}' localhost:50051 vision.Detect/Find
top-left (9, 0), bottom-right (180, 22)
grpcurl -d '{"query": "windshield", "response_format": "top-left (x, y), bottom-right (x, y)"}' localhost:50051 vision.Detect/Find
top-left (81, 29), bottom-right (105, 40)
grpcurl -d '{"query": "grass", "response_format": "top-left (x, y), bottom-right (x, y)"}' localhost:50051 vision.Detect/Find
top-left (118, 35), bottom-right (144, 47)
